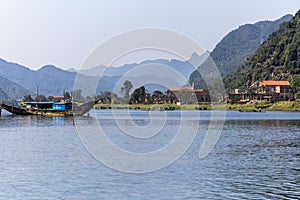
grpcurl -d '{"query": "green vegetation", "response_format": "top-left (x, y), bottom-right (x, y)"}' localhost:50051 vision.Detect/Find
top-left (121, 80), bottom-right (133, 100)
top-left (94, 100), bottom-right (300, 112)
top-left (266, 100), bottom-right (300, 111)
top-left (227, 100), bottom-right (300, 111)
top-left (130, 86), bottom-right (146, 103)
top-left (212, 14), bottom-right (292, 76)
top-left (291, 75), bottom-right (300, 98)
top-left (224, 10), bottom-right (300, 94)
top-left (94, 103), bottom-right (211, 111)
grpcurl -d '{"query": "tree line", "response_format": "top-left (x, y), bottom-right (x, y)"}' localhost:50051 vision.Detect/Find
top-left (95, 80), bottom-right (178, 104)
top-left (21, 80), bottom-right (181, 104)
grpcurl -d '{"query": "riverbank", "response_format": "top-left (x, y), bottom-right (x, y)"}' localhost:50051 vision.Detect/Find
top-left (94, 100), bottom-right (300, 111)
top-left (227, 100), bottom-right (300, 112)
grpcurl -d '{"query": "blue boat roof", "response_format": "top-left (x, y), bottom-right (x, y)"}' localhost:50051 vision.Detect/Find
top-left (24, 102), bottom-right (53, 104)
top-left (24, 102), bottom-right (71, 104)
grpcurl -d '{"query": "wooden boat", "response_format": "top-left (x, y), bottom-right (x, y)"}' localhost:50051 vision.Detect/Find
top-left (1, 100), bottom-right (96, 116)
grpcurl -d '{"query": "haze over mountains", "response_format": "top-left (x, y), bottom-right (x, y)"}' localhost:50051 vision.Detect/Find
top-left (0, 12), bottom-right (297, 99)
top-left (0, 52), bottom-right (209, 98)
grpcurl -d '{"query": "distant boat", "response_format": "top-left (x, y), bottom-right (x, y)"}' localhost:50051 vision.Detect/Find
top-left (1, 101), bottom-right (96, 116)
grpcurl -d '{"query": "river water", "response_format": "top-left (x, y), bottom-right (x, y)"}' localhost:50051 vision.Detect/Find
top-left (0, 110), bottom-right (299, 199)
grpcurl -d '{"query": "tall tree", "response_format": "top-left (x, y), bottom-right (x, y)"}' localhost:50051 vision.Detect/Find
top-left (121, 80), bottom-right (133, 100)
top-left (64, 91), bottom-right (71, 100)
top-left (131, 86), bottom-right (146, 103)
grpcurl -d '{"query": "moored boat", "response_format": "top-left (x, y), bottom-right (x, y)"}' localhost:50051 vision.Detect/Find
top-left (1, 100), bottom-right (96, 116)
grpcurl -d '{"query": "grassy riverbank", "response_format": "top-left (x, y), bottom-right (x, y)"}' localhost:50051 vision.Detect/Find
top-left (95, 100), bottom-right (300, 111)
top-left (227, 100), bottom-right (300, 111)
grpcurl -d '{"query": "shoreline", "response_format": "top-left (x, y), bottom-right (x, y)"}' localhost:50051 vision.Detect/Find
top-left (94, 100), bottom-right (300, 112)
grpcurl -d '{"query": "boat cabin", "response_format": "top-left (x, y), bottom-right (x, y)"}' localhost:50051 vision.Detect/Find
top-left (21, 102), bottom-right (72, 111)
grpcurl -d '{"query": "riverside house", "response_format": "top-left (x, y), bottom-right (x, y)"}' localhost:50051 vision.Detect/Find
top-left (229, 80), bottom-right (294, 102)
top-left (169, 87), bottom-right (210, 104)
top-left (257, 80), bottom-right (293, 101)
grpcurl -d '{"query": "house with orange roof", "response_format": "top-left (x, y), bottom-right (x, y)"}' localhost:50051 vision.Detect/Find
top-left (258, 80), bottom-right (293, 101)
top-left (229, 80), bottom-right (294, 103)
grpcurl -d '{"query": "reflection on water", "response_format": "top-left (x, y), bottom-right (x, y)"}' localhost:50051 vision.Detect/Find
top-left (0, 115), bottom-right (73, 127)
top-left (0, 110), bottom-right (299, 199)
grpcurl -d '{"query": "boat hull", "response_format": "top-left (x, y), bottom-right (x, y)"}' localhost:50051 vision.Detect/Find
top-left (1, 104), bottom-right (33, 115)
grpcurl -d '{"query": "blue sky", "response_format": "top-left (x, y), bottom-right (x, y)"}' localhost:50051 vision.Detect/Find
top-left (0, 0), bottom-right (299, 70)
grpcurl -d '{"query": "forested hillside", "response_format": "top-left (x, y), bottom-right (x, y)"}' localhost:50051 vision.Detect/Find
top-left (212, 14), bottom-right (292, 76)
top-left (189, 14), bottom-right (292, 88)
top-left (224, 10), bottom-right (300, 96)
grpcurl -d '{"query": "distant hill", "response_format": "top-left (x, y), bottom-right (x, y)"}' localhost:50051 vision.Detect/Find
top-left (0, 86), bottom-right (8, 99)
top-left (78, 51), bottom-right (209, 79)
top-left (0, 75), bottom-right (30, 99)
top-left (0, 59), bottom-right (76, 96)
top-left (224, 10), bottom-right (300, 92)
top-left (0, 52), bottom-right (208, 97)
top-left (189, 14), bottom-right (293, 88)
top-left (74, 52), bottom-right (209, 94)
top-left (35, 65), bottom-right (77, 95)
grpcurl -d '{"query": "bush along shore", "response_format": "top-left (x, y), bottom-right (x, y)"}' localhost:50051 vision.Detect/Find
top-left (94, 100), bottom-right (300, 112)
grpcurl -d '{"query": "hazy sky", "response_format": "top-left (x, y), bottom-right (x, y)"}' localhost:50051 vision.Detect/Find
top-left (0, 0), bottom-right (299, 70)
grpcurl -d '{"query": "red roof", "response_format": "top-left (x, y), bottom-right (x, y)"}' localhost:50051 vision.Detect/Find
top-left (260, 80), bottom-right (290, 86)
top-left (169, 87), bottom-right (204, 92)
top-left (53, 96), bottom-right (64, 98)
top-left (169, 87), bottom-right (193, 91)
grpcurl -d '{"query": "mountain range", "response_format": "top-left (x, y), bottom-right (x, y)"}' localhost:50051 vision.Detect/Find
top-left (0, 52), bottom-right (208, 99)
top-left (0, 12), bottom-right (297, 100)
top-left (73, 51), bottom-right (209, 79)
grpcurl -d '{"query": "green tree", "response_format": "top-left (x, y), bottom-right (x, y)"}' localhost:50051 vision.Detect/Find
top-left (131, 86), bottom-right (146, 103)
top-left (291, 75), bottom-right (300, 99)
top-left (165, 90), bottom-right (177, 103)
top-left (48, 96), bottom-right (54, 102)
top-left (64, 91), bottom-right (71, 100)
top-left (152, 90), bottom-right (164, 104)
top-left (23, 94), bottom-right (34, 102)
top-left (35, 95), bottom-right (47, 102)
top-left (121, 80), bottom-right (133, 100)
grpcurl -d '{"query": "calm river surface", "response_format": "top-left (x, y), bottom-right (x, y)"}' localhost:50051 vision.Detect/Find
top-left (0, 110), bottom-right (299, 199)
